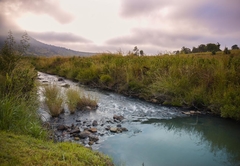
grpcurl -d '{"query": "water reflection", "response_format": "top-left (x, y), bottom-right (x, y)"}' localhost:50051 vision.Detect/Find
top-left (141, 115), bottom-right (240, 166)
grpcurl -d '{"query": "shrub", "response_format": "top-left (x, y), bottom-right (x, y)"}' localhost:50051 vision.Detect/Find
top-left (100, 74), bottom-right (112, 84)
top-left (43, 84), bottom-right (63, 117)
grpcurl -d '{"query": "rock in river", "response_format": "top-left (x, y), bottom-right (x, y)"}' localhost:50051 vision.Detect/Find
top-left (113, 115), bottom-right (124, 121)
top-left (79, 131), bottom-right (91, 139)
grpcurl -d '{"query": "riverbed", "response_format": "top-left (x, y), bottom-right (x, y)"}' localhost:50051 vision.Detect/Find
top-left (37, 72), bottom-right (240, 166)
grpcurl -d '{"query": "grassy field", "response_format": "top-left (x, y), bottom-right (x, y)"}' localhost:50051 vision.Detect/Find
top-left (0, 131), bottom-right (113, 166)
top-left (29, 50), bottom-right (240, 121)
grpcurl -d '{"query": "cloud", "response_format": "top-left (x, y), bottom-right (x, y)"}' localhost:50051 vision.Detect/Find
top-left (106, 26), bottom-right (239, 53)
top-left (30, 31), bottom-right (92, 44)
top-left (120, 0), bottom-right (240, 33)
top-left (0, 0), bottom-right (74, 24)
top-left (120, 0), bottom-right (168, 17)
top-left (118, 0), bottom-right (240, 52)
top-left (107, 28), bottom-right (201, 47)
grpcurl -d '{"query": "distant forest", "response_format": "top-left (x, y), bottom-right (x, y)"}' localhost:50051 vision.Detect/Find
top-left (176, 43), bottom-right (239, 55)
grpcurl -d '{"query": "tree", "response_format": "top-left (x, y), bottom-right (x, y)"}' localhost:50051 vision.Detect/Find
top-left (0, 31), bottom-right (18, 73)
top-left (231, 44), bottom-right (239, 50)
top-left (223, 47), bottom-right (231, 54)
top-left (206, 43), bottom-right (221, 52)
top-left (133, 46), bottom-right (139, 56)
top-left (198, 44), bottom-right (207, 52)
top-left (173, 50), bottom-right (180, 54)
top-left (18, 31), bottom-right (30, 56)
top-left (0, 31), bottom-right (35, 96)
top-left (139, 50), bottom-right (144, 56)
top-left (181, 46), bottom-right (191, 54)
top-left (192, 47), bottom-right (199, 53)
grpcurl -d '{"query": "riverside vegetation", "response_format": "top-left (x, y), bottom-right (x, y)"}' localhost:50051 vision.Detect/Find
top-left (43, 84), bottom-right (98, 116)
top-left (0, 31), bottom-right (113, 165)
top-left (29, 49), bottom-right (240, 121)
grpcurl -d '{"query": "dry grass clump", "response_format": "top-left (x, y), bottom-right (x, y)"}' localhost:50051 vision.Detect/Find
top-left (66, 88), bottom-right (98, 113)
top-left (66, 88), bottom-right (81, 114)
top-left (43, 84), bottom-right (63, 117)
top-left (77, 93), bottom-right (98, 110)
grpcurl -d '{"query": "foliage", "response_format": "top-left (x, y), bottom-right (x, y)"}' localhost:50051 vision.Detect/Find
top-left (0, 32), bottom-right (113, 166)
top-left (29, 50), bottom-right (240, 120)
top-left (224, 47), bottom-right (231, 54)
top-left (231, 44), bottom-right (239, 50)
top-left (0, 31), bottom-right (47, 139)
top-left (0, 131), bottom-right (113, 166)
top-left (0, 95), bottom-right (48, 139)
top-left (43, 84), bottom-right (64, 117)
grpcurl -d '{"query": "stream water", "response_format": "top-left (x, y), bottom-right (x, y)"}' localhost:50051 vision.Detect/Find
top-left (38, 72), bottom-right (240, 166)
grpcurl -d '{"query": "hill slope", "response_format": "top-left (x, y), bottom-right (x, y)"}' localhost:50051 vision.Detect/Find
top-left (0, 34), bottom-right (95, 56)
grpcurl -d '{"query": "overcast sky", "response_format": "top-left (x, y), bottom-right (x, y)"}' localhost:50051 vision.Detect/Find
top-left (1, 0), bottom-right (240, 54)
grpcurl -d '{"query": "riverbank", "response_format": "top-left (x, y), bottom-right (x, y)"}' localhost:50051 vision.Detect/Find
top-left (29, 50), bottom-right (240, 120)
top-left (0, 39), bottom-right (114, 166)
top-left (0, 131), bottom-right (113, 166)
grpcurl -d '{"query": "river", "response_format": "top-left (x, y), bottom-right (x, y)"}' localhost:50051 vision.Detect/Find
top-left (38, 72), bottom-right (240, 166)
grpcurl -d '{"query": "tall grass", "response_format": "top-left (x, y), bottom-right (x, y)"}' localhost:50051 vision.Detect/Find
top-left (0, 95), bottom-right (47, 139)
top-left (43, 84), bottom-right (64, 117)
top-left (76, 92), bottom-right (98, 110)
top-left (29, 50), bottom-right (240, 120)
top-left (66, 88), bottom-right (81, 114)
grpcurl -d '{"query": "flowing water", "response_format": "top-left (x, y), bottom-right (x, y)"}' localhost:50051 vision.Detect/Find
top-left (38, 72), bottom-right (240, 166)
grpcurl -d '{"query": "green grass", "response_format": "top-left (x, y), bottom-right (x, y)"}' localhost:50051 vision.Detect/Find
top-left (0, 96), bottom-right (48, 139)
top-left (29, 50), bottom-right (240, 120)
top-left (0, 131), bottom-right (113, 166)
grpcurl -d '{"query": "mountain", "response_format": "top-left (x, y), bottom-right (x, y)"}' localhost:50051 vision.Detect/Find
top-left (0, 34), bottom-right (96, 57)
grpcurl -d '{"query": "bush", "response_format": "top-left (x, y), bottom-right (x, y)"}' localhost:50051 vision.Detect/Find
top-left (100, 74), bottom-right (112, 84)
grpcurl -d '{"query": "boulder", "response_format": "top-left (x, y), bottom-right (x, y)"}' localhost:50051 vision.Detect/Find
top-left (57, 125), bottom-right (67, 131)
top-left (182, 111), bottom-right (191, 115)
top-left (105, 126), bottom-right (110, 130)
top-left (89, 135), bottom-right (99, 142)
top-left (121, 127), bottom-right (128, 132)
top-left (190, 111), bottom-right (196, 114)
top-left (85, 106), bottom-right (92, 110)
top-left (113, 115), bottom-right (124, 121)
top-left (70, 128), bottom-right (80, 134)
top-left (110, 127), bottom-right (118, 133)
top-left (88, 141), bottom-right (94, 145)
top-left (79, 131), bottom-right (91, 139)
top-left (74, 137), bottom-right (80, 141)
top-left (92, 120), bottom-right (98, 126)
top-left (58, 78), bottom-right (64, 81)
top-left (88, 128), bottom-right (97, 133)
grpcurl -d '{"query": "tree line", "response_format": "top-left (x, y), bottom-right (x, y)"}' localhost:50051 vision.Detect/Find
top-left (175, 43), bottom-right (239, 55)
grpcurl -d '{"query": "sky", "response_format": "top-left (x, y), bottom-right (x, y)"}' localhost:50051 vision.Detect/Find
top-left (0, 0), bottom-right (240, 55)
